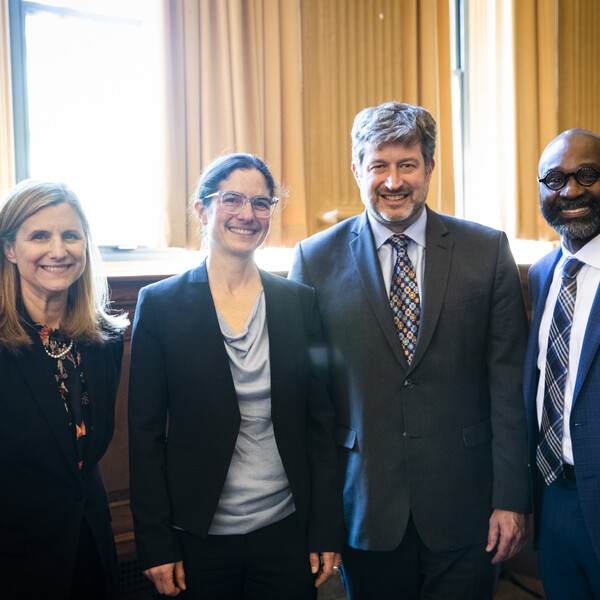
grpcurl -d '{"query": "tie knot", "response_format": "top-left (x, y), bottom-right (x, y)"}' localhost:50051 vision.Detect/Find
top-left (563, 258), bottom-right (584, 280)
top-left (388, 234), bottom-right (409, 252)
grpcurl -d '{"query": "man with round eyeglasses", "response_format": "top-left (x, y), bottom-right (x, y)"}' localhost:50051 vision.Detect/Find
top-left (539, 166), bottom-right (600, 191)
top-left (524, 128), bottom-right (600, 599)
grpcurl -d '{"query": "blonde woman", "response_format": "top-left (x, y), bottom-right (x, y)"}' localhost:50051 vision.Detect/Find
top-left (0, 180), bottom-right (128, 599)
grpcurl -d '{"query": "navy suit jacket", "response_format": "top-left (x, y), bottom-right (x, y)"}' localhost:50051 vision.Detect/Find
top-left (524, 246), bottom-right (600, 560)
top-left (289, 207), bottom-right (531, 552)
top-left (0, 333), bottom-right (123, 598)
top-left (128, 261), bottom-right (344, 571)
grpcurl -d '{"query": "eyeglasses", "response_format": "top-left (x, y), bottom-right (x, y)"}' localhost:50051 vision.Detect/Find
top-left (538, 167), bottom-right (600, 191)
top-left (205, 190), bottom-right (278, 216)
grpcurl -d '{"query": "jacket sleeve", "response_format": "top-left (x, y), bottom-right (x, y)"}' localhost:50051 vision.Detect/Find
top-left (487, 233), bottom-right (532, 513)
top-left (303, 288), bottom-right (346, 551)
top-left (128, 287), bottom-right (182, 571)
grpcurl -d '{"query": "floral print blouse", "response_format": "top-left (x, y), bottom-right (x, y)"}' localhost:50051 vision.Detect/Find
top-left (37, 326), bottom-right (90, 470)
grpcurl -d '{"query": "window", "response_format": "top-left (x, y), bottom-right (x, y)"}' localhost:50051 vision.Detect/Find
top-left (449, 0), bottom-right (466, 220)
top-left (9, 0), bottom-right (165, 248)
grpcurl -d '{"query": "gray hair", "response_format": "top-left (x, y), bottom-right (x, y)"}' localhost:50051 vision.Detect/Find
top-left (351, 101), bottom-right (437, 168)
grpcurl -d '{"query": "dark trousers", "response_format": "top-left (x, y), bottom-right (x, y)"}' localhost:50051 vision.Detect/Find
top-left (174, 513), bottom-right (317, 600)
top-left (341, 513), bottom-right (497, 600)
top-left (540, 478), bottom-right (600, 599)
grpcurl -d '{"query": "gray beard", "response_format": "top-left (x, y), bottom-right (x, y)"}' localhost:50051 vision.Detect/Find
top-left (541, 196), bottom-right (600, 243)
top-left (547, 214), bottom-right (600, 242)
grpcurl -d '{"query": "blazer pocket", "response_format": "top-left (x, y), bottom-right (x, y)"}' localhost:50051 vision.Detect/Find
top-left (463, 420), bottom-right (492, 448)
top-left (335, 425), bottom-right (357, 450)
top-left (443, 292), bottom-right (483, 313)
top-left (0, 529), bottom-right (26, 555)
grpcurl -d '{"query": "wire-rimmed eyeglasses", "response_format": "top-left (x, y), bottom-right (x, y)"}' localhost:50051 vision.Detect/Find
top-left (538, 167), bottom-right (600, 191)
top-left (205, 190), bottom-right (279, 216)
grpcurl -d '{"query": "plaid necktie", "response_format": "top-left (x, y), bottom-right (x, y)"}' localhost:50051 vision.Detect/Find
top-left (388, 235), bottom-right (420, 363)
top-left (536, 257), bottom-right (584, 485)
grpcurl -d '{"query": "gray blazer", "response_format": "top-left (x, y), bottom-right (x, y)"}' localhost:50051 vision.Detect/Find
top-left (289, 206), bottom-right (531, 552)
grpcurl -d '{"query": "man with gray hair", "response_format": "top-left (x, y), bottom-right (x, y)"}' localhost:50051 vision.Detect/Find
top-left (289, 101), bottom-right (530, 599)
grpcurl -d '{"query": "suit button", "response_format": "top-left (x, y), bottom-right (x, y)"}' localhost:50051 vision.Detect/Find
top-left (404, 379), bottom-right (414, 388)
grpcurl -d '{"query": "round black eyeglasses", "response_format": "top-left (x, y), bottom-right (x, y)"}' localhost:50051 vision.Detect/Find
top-left (538, 167), bottom-right (600, 191)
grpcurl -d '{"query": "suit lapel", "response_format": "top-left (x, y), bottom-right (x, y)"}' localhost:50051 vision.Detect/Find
top-left (349, 214), bottom-right (407, 367)
top-left (530, 249), bottom-right (562, 338)
top-left (573, 281), bottom-right (600, 403)
top-left (410, 208), bottom-right (452, 371)
top-left (260, 271), bottom-right (286, 418)
top-left (523, 249), bottom-right (561, 405)
top-left (16, 341), bottom-right (80, 474)
top-left (192, 261), bottom-right (239, 414)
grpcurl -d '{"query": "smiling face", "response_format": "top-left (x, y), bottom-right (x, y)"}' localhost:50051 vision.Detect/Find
top-left (4, 202), bottom-right (86, 306)
top-left (353, 141), bottom-right (434, 233)
top-left (539, 131), bottom-right (600, 253)
top-left (195, 168), bottom-right (271, 259)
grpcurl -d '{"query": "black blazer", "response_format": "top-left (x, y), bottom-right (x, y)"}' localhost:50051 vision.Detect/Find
top-left (128, 261), bottom-right (343, 571)
top-left (289, 207), bottom-right (531, 552)
top-left (0, 332), bottom-right (124, 598)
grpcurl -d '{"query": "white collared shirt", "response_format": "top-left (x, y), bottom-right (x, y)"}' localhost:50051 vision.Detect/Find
top-left (367, 209), bottom-right (427, 310)
top-left (536, 233), bottom-right (600, 465)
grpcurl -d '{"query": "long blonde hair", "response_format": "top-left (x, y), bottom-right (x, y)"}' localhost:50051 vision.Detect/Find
top-left (0, 180), bottom-right (128, 353)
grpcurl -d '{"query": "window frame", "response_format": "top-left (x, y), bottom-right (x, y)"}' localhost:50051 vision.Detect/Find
top-left (7, 0), bottom-right (169, 255)
top-left (8, 0), bottom-right (29, 182)
top-left (449, 0), bottom-right (467, 220)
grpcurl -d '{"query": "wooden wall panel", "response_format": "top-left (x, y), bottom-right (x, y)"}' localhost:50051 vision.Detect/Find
top-left (99, 274), bottom-right (167, 559)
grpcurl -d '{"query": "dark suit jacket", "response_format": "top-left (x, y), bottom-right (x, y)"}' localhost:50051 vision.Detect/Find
top-left (0, 332), bottom-right (124, 599)
top-left (289, 207), bottom-right (531, 552)
top-left (128, 261), bottom-right (343, 572)
top-left (524, 246), bottom-right (600, 560)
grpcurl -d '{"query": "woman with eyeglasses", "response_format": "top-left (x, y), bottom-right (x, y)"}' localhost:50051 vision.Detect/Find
top-left (128, 153), bottom-right (343, 599)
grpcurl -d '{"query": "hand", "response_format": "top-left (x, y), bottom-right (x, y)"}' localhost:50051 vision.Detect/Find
top-left (309, 551), bottom-right (342, 588)
top-left (143, 561), bottom-right (186, 596)
top-left (486, 509), bottom-right (528, 564)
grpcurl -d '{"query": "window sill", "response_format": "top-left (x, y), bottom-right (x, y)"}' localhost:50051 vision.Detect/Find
top-left (101, 247), bottom-right (296, 279)
top-left (100, 240), bottom-right (556, 279)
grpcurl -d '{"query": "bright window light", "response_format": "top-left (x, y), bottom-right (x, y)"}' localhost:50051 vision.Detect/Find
top-left (21, 0), bottom-right (164, 248)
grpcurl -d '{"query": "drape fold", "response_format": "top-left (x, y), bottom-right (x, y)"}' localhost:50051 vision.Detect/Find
top-left (300, 0), bottom-right (455, 233)
top-left (162, 0), bottom-right (305, 248)
top-left (2, 0), bottom-right (598, 247)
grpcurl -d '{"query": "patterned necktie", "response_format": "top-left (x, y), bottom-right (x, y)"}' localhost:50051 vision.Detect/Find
top-left (536, 258), bottom-right (584, 485)
top-left (388, 235), bottom-right (420, 363)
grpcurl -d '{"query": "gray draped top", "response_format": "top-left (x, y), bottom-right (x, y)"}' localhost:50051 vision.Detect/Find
top-left (208, 289), bottom-right (295, 535)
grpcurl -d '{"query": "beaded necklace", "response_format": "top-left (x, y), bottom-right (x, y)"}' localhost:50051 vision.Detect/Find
top-left (43, 337), bottom-right (74, 359)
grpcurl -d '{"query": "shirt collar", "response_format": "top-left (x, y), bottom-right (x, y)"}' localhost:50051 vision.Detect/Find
top-left (367, 208), bottom-right (428, 251)
top-left (560, 232), bottom-right (600, 270)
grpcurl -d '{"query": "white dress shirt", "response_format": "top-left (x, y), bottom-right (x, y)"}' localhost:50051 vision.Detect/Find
top-left (536, 233), bottom-right (600, 465)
